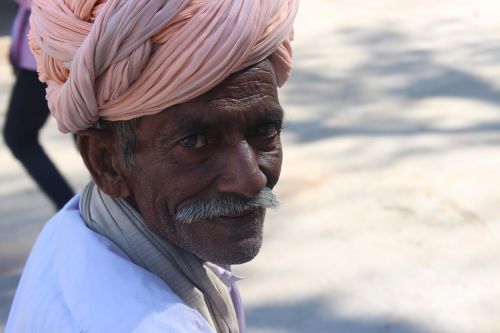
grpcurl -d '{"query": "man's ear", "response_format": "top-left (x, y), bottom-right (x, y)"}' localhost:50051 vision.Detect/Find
top-left (77, 128), bottom-right (131, 198)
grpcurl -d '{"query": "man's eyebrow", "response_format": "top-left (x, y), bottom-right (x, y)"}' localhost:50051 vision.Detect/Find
top-left (157, 116), bottom-right (211, 142)
top-left (176, 118), bottom-right (211, 133)
top-left (255, 106), bottom-right (284, 124)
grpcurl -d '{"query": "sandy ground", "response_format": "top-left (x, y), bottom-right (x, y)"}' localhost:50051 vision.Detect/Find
top-left (1, 1), bottom-right (500, 332)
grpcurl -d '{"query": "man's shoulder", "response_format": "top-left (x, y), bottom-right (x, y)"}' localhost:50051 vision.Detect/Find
top-left (6, 195), bottom-right (215, 333)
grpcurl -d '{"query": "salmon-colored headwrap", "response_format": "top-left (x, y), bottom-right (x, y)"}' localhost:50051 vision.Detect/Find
top-left (29, 0), bottom-right (299, 133)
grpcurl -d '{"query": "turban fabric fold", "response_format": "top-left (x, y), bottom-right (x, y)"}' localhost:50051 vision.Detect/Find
top-left (29, 0), bottom-right (299, 133)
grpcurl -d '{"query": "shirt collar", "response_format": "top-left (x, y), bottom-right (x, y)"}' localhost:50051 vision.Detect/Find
top-left (205, 262), bottom-right (243, 288)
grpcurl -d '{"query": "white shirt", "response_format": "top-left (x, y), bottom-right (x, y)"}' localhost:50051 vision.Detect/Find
top-left (6, 195), bottom-right (241, 332)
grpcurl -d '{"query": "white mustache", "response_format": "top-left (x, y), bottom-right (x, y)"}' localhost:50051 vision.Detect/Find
top-left (176, 187), bottom-right (280, 224)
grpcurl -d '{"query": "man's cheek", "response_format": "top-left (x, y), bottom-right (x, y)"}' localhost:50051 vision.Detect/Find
top-left (258, 152), bottom-right (282, 187)
top-left (169, 167), bottom-right (218, 198)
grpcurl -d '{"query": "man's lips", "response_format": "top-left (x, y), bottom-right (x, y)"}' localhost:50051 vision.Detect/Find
top-left (219, 208), bottom-right (257, 219)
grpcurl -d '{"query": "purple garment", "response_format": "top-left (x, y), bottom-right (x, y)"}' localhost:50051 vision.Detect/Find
top-left (206, 263), bottom-right (247, 333)
top-left (11, 5), bottom-right (37, 71)
top-left (230, 282), bottom-right (246, 333)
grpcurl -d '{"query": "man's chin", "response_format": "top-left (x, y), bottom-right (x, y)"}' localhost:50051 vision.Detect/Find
top-left (197, 238), bottom-right (263, 265)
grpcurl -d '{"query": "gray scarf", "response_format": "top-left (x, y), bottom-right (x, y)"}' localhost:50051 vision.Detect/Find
top-left (80, 181), bottom-right (239, 333)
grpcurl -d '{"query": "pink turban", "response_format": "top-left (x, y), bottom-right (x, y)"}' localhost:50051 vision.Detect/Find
top-left (29, 0), bottom-right (299, 133)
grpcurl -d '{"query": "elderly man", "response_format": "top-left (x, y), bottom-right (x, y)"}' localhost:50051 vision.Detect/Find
top-left (6, 0), bottom-right (298, 332)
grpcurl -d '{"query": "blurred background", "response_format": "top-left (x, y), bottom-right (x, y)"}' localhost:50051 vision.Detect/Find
top-left (1, 0), bottom-right (500, 332)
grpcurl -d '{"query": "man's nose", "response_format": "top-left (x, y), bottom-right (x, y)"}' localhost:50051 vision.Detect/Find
top-left (215, 140), bottom-right (267, 198)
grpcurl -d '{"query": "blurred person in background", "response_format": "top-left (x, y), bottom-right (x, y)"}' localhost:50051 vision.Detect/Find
top-left (3, 0), bottom-right (74, 209)
top-left (5, 0), bottom-right (298, 332)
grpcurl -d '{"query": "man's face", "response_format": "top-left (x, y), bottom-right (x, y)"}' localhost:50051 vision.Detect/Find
top-left (121, 59), bottom-right (283, 265)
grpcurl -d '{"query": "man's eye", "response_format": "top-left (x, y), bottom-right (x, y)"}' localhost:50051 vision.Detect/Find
top-left (255, 123), bottom-right (279, 137)
top-left (179, 134), bottom-right (207, 149)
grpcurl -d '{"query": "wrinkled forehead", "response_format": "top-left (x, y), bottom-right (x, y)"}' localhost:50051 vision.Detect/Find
top-left (200, 59), bottom-right (279, 104)
top-left (139, 59), bottom-right (283, 134)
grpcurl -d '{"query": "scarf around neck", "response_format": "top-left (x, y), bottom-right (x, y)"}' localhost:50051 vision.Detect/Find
top-left (80, 181), bottom-right (239, 333)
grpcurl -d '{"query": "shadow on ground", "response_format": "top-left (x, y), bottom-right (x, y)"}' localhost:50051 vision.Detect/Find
top-left (246, 296), bottom-right (437, 333)
top-left (284, 22), bottom-right (500, 146)
top-left (286, 119), bottom-right (500, 143)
